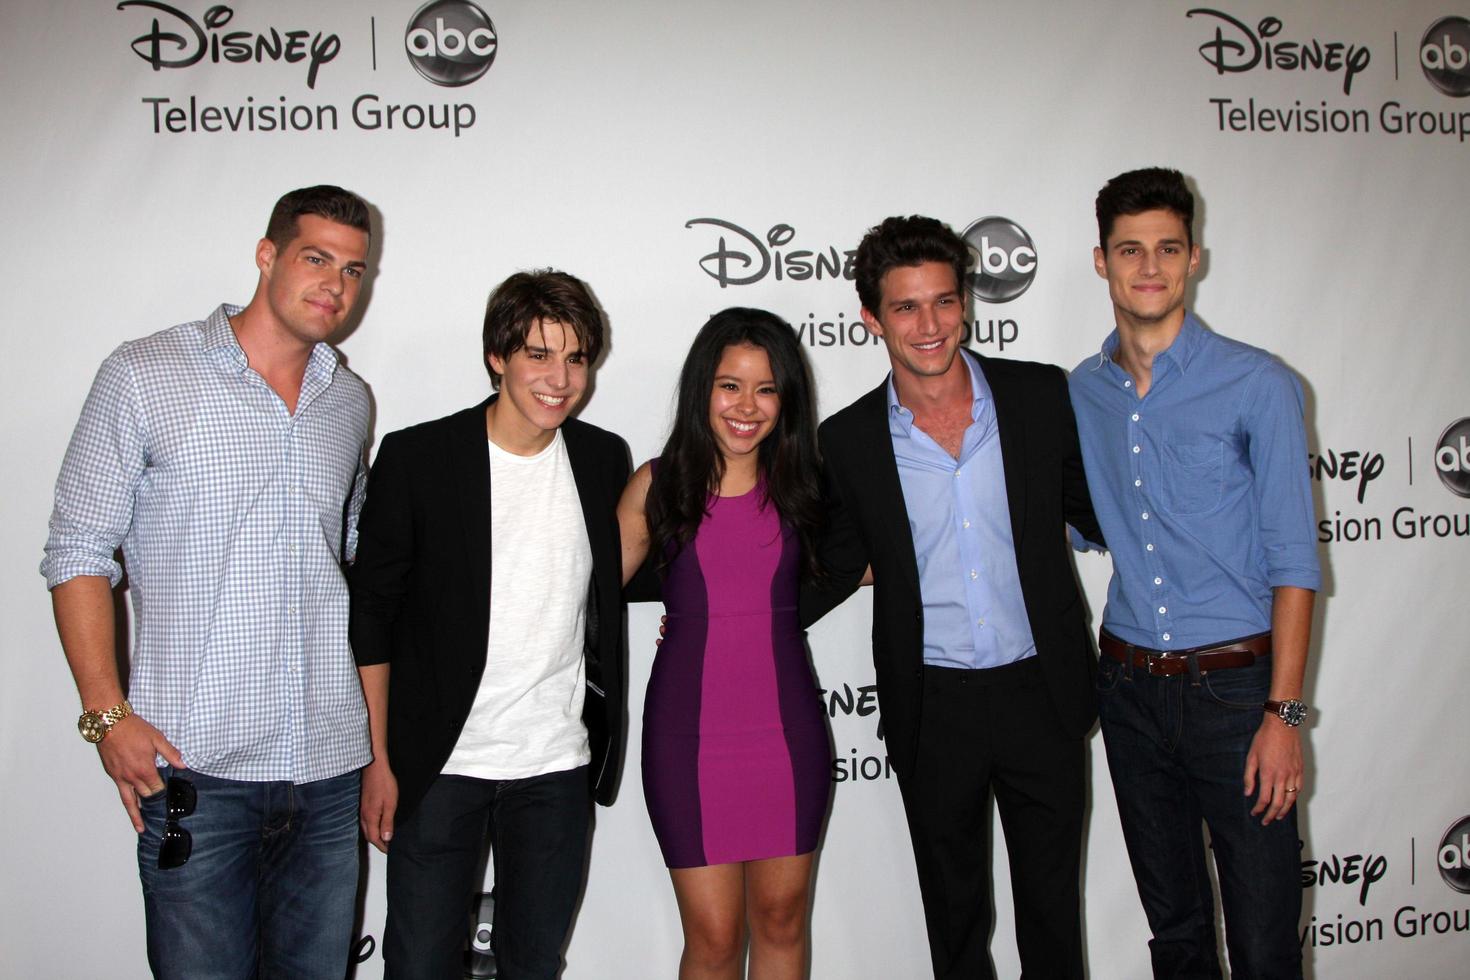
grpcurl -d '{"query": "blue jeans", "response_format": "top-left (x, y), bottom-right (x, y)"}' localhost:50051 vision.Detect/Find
top-left (384, 767), bottom-right (590, 980)
top-left (137, 766), bottom-right (361, 980)
top-left (1097, 651), bottom-right (1302, 980)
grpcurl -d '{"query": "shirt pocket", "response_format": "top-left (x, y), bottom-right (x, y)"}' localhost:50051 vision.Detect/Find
top-left (1160, 439), bottom-right (1224, 516)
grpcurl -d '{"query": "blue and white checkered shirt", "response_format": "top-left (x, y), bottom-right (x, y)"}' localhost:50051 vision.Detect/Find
top-left (42, 304), bottom-right (372, 783)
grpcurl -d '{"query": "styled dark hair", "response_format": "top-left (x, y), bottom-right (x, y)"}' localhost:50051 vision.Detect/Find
top-left (1095, 167), bottom-right (1195, 250)
top-left (647, 308), bottom-right (823, 577)
top-left (854, 215), bottom-right (971, 314)
top-left (482, 269), bottom-right (605, 386)
top-left (264, 185), bottom-right (371, 248)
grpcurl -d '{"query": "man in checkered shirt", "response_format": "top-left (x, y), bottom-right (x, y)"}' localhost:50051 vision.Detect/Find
top-left (42, 185), bottom-right (375, 980)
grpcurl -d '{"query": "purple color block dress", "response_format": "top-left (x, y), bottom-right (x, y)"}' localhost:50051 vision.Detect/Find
top-left (641, 485), bottom-right (832, 869)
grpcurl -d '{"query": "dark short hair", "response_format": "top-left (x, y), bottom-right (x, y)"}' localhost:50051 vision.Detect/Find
top-left (481, 270), bottom-right (605, 386)
top-left (854, 215), bottom-right (971, 314)
top-left (264, 185), bottom-right (371, 248)
top-left (1095, 168), bottom-right (1195, 250)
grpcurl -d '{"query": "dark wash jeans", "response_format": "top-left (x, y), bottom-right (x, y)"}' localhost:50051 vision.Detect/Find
top-left (136, 765), bottom-right (362, 980)
top-left (384, 766), bottom-right (591, 980)
top-left (1097, 651), bottom-right (1302, 980)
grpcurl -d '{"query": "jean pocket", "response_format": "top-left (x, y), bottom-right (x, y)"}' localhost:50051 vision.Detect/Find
top-left (1201, 658), bottom-right (1270, 709)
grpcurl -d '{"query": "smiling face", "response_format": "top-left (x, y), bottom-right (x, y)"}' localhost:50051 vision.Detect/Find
top-left (860, 260), bottom-right (968, 390)
top-left (256, 213), bottom-right (369, 349)
top-left (708, 342), bottom-right (781, 467)
top-left (1094, 208), bottom-right (1199, 335)
top-left (486, 318), bottom-right (588, 453)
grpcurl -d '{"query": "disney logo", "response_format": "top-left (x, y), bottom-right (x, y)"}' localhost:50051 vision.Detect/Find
top-left (117, 2), bottom-right (340, 89)
top-left (1186, 8), bottom-right (1370, 95)
top-left (685, 218), bottom-right (856, 289)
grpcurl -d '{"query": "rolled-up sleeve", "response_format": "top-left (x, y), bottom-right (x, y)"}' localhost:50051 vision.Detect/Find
top-left (41, 349), bottom-right (147, 589)
top-left (1243, 359), bottom-right (1322, 591)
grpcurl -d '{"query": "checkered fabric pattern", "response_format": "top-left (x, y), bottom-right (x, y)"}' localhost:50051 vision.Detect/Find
top-left (43, 304), bottom-right (372, 782)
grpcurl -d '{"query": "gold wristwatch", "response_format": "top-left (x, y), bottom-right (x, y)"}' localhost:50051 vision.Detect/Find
top-left (78, 700), bottom-right (133, 743)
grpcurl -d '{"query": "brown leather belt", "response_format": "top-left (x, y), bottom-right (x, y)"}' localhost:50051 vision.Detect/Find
top-left (1099, 631), bottom-right (1271, 677)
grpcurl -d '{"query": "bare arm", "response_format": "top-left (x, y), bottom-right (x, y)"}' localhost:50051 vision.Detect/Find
top-left (358, 662), bottom-right (397, 852)
top-left (617, 462), bottom-right (654, 586)
top-left (1244, 585), bottom-right (1314, 824)
top-left (52, 575), bottom-right (184, 833)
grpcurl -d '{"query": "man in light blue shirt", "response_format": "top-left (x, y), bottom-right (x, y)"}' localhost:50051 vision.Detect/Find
top-left (43, 186), bottom-right (375, 979)
top-left (1069, 168), bottom-right (1320, 979)
top-left (805, 216), bottom-right (1104, 978)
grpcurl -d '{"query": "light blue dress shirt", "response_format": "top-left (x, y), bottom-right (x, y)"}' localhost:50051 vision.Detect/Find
top-left (42, 304), bottom-right (372, 783)
top-left (888, 351), bottom-right (1037, 670)
top-left (1068, 313), bottom-right (1321, 650)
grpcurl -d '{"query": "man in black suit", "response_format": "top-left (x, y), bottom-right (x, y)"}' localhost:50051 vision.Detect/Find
top-left (804, 216), bottom-right (1102, 979)
top-left (349, 270), bottom-right (629, 979)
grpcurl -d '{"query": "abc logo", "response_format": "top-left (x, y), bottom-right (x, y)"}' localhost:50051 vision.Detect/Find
top-left (1420, 16), bottom-right (1470, 97)
top-left (1438, 815), bottom-right (1470, 893)
top-left (406, 0), bottom-right (498, 87)
top-left (961, 217), bottom-right (1038, 304)
top-left (1434, 417), bottom-right (1470, 497)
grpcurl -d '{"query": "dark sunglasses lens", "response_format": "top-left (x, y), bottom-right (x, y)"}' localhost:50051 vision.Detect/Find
top-left (165, 777), bottom-right (196, 818)
top-left (158, 825), bottom-right (193, 870)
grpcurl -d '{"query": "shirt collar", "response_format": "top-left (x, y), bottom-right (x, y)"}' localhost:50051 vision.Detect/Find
top-left (1089, 310), bottom-right (1203, 376)
top-left (201, 302), bottom-right (340, 382)
top-left (886, 349), bottom-right (989, 436)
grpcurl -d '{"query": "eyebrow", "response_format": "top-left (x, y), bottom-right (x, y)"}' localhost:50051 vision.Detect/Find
top-left (301, 245), bottom-right (367, 269)
top-left (1113, 238), bottom-right (1186, 249)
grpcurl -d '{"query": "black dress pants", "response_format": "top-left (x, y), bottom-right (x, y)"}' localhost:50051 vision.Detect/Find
top-left (898, 659), bottom-right (1086, 979)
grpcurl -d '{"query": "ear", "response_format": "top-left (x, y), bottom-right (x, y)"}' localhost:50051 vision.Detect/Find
top-left (1186, 242), bottom-right (1201, 278)
top-left (486, 351), bottom-right (505, 377)
top-left (256, 238), bottom-right (277, 278)
top-left (860, 306), bottom-right (884, 338)
top-left (1093, 245), bottom-right (1108, 280)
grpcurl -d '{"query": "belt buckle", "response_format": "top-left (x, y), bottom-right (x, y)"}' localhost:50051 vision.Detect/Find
top-left (1146, 651), bottom-right (1180, 676)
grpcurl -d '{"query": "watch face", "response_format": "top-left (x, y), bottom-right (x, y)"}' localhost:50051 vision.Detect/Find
top-left (1280, 701), bottom-right (1308, 726)
top-left (78, 712), bottom-right (105, 743)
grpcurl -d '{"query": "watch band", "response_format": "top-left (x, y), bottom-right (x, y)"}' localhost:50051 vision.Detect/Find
top-left (78, 700), bottom-right (133, 743)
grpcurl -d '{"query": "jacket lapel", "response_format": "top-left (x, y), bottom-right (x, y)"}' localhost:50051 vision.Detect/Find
top-left (854, 382), bottom-right (923, 599)
top-left (978, 356), bottom-right (1028, 549)
top-left (454, 397), bottom-right (494, 644)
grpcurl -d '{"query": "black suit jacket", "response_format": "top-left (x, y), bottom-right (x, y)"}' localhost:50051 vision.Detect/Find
top-left (349, 398), bottom-right (630, 824)
top-left (802, 354), bottom-right (1103, 780)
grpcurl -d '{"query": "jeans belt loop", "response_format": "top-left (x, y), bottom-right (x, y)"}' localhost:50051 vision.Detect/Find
top-left (1185, 652), bottom-right (1203, 687)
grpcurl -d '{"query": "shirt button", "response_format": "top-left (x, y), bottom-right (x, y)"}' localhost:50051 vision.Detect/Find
top-left (977, 618), bottom-right (985, 627)
top-left (1158, 606), bottom-right (1167, 614)
top-left (1141, 512), bottom-right (1149, 520)
top-left (287, 605), bottom-right (297, 615)
top-left (1154, 577), bottom-right (1162, 585)
top-left (1146, 544), bottom-right (1155, 552)
top-left (1162, 633), bottom-right (1171, 642)
top-left (1124, 380), bottom-right (1133, 388)
top-left (969, 569), bottom-right (978, 580)
top-left (1134, 479), bottom-right (1142, 487)
top-left (1132, 445), bottom-right (1141, 454)
top-left (962, 520), bottom-right (971, 529)
top-left (1131, 413), bottom-right (1140, 422)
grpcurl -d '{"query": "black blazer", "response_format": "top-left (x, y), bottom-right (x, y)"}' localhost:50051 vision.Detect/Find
top-left (349, 398), bottom-right (630, 823)
top-left (802, 355), bottom-right (1104, 780)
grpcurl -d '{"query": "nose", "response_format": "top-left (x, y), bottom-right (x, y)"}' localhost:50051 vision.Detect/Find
top-left (545, 359), bottom-right (570, 389)
top-left (736, 388), bottom-right (757, 414)
top-left (917, 303), bottom-right (941, 335)
top-left (1139, 251), bottom-right (1160, 276)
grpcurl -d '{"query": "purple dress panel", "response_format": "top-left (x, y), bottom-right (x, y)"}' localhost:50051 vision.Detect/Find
top-left (641, 486), bottom-right (831, 868)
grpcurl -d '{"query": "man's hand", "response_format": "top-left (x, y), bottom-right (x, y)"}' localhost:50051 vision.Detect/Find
top-left (1244, 716), bottom-right (1303, 825)
top-left (360, 757), bottom-right (398, 853)
top-left (98, 714), bottom-right (185, 833)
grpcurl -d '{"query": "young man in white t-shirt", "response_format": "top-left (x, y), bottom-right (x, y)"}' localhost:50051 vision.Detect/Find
top-left (349, 270), bottom-right (631, 979)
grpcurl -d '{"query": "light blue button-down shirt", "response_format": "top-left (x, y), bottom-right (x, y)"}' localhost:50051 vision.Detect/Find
top-left (888, 351), bottom-right (1037, 670)
top-left (42, 304), bottom-right (372, 783)
top-left (1068, 313), bottom-right (1321, 650)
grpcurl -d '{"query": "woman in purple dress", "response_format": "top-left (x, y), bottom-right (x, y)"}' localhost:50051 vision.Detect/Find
top-left (618, 308), bottom-right (831, 979)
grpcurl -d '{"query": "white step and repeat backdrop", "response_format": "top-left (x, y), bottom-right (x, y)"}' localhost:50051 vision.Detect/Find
top-left (2, 1), bottom-right (1468, 976)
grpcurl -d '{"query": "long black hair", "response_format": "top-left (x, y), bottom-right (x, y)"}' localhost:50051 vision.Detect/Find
top-left (646, 307), bottom-right (823, 577)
